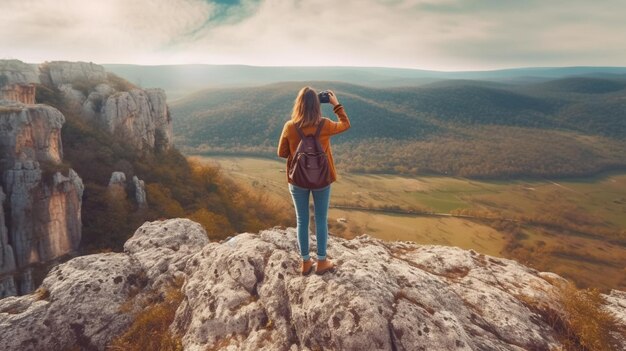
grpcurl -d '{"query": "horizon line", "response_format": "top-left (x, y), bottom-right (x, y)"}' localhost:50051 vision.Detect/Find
top-left (8, 58), bottom-right (626, 74)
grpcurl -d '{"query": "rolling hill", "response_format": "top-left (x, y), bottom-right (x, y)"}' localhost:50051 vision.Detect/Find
top-left (103, 63), bottom-right (626, 100)
top-left (170, 78), bottom-right (626, 178)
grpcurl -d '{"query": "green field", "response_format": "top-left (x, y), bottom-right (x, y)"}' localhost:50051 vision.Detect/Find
top-left (192, 155), bottom-right (626, 290)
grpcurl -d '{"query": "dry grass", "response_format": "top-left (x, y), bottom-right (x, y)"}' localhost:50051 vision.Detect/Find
top-left (105, 73), bottom-right (137, 92)
top-left (33, 287), bottom-right (50, 301)
top-left (519, 281), bottom-right (620, 351)
top-left (557, 283), bottom-right (620, 351)
top-left (108, 276), bottom-right (185, 351)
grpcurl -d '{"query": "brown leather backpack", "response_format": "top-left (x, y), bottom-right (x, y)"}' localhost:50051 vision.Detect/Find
top-left (288, 119), bottom-right (331, 189)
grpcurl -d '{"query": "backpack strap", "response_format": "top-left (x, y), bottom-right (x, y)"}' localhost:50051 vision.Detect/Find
top-left (314, 119), bottom-right (325, 138)
top-left (294, 119), bottom-right (325, 139)
top-left (294, 122), bottom-right (306, 139)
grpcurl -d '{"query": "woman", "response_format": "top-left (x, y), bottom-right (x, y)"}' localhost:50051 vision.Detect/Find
top-left (277, 87), bottom-right (351, 275)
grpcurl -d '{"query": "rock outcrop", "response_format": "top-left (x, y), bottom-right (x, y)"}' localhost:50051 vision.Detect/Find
top-left (0, 59), bottom-right (175, 297)
top-left (1, 220), bottom-right (624, 351)
top-left (37, 60), bottom-right (173, 150)
top-left (0, 60), bottom-right (39, 85)
top-left (107, 171), bottom-right (127, 199)
top-left (1, 59), bottom-right (174, 151)
top-left (107, 171), bottom-right (148, 208)
top-left (1, 84), bottom-right (36, 105)
top-left (102, 88), bottom-right (173, 150)
top-left (0, 187), bottom-right (17, 296)
top-left (0, 218), bottom-right (208, 351)
top-left (0, 103), bottom-right (83, 297)
top-left (0, 104), bottom-right (65, 165)
top-left (39, 61), bottom-right (106, 88)
top-left (132, 176), bottom-right (147, 209)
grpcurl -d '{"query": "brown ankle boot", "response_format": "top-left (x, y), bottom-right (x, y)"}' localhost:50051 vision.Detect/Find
top-left (315, 258), bottom-right (336, 275)
top-left (301, 259), bottom-right (314, 276)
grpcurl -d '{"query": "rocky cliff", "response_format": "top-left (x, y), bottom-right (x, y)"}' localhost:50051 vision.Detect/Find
top-left (0, 219), bottom-right (623, 351)
top-left (1, 59), bottom-right (173, 151)
top-left (0, 187), bottom-right (17, 294)
top-left (0, 59), bottom-right (177, 297)
top-left (0, 60), bottom-right (39, 85)
top-left (39, 61), bottom-right (106, 88)
top-left (0, 102), bottom-right (84, 297)
top-left (39, 61), bottom-right (173, 150)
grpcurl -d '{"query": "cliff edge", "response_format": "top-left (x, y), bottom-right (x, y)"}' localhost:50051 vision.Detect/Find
top-left (0, 219), bottom-right (624, 351)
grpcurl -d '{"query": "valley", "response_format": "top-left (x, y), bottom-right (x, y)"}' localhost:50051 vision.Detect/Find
top-left (171, 78), bottom-right (626, 178)
top-left (192, 156), bottom-right (626, 291)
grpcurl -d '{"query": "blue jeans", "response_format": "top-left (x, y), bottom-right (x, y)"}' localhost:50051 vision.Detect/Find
top-left (288, 183), bottom-right (331, 261)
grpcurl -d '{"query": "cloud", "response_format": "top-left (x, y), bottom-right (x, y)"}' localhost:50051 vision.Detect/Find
top-left (0, 0), bottom-right (213, 63)
top-left (1, 0), bottom-right (625, 69)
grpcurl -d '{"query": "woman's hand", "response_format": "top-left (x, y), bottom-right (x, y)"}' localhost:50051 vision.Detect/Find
top-left (328, 90), bottom-right (339, 106)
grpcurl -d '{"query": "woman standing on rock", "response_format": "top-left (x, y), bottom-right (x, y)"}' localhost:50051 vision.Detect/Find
top-left (277, 87), bottom-right (351, 275)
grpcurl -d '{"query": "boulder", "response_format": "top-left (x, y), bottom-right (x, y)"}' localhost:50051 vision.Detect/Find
top-left (0, 218), bottom-right (208, 351)
top-left (0, 253), bottom-right (144, 351)
top-left (108, 171), bottom-right (126, 187)
top-left (123, 219), bottom-right (209, 289)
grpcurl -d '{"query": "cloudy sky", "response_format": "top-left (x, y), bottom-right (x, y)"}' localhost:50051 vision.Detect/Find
top-left (1, 0), bottom-right (625, 70)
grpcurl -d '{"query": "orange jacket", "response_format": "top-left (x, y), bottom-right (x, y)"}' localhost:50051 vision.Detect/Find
top-left (277, 104), bottom-right (351, 184)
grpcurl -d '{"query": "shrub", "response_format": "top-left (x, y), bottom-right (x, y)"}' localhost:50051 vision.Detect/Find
top-left (108, 277), bottom-right (185, 351)
top-left (106, 73), bottom-right (137, 92)
top-left (35, 83), bottom-right (65, 107)
top-left (33, 287), bottom-right (50, 301)
top-left (70, 77), bottom-right (106, 98)
top-left (188, 208), bottom-right (233, 239)
top-left (558, 283), bottom-right (620, 351)
top-left (519, 281), bottom-right (621, 351)
top-left (40, 160), bottom-right (72, 186)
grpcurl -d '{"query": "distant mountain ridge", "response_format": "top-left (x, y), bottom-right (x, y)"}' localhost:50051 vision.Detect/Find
top-left (103, 63), bottom-right (626, 99)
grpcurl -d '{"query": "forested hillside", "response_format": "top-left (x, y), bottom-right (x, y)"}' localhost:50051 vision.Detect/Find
top-left (171, 78), bottom-right (626, 178)
top-left (104, 63), bottom-right (626, 99)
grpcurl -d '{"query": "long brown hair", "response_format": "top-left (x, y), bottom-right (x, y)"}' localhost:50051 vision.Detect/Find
top-left (291, 86), bottom-right (321, 128)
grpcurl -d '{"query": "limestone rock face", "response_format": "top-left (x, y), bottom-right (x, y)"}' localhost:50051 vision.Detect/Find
top-left (0, 186), bottom-right (17, 297)
top-left (0, 60), bottom-right (40, 85)
top-left (0, 218), bottom-right (208, 351)
top-left (0, 104), bottom-right (65, 165)
top-left (102, 88), bottom-right (173, 150)
top-left (1, 221), bottom-right (624, 351)
top-left (132, 176), bottom-right (147, 209)
top-left (39, 61), bottom-right (106, 88)
top-left (0, 103), bottom-right (83, 297)
top-left (36, 61), bottom-right (173, 151)
top-left (2, 167), bottom-right (83, 295)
